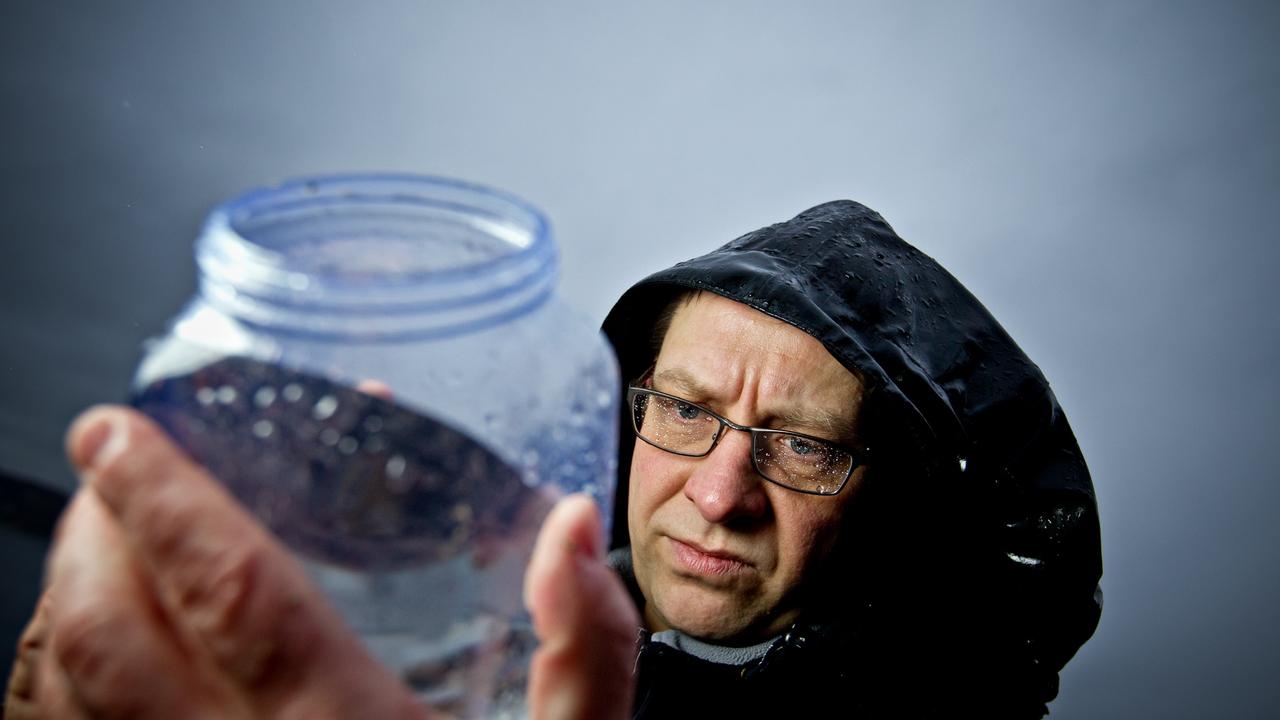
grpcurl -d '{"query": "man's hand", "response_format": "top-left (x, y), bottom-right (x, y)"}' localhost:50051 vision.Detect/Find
top-left (525, 496), bottom-right (638, 720)
top-left (5, 406), bottom-right (636, 719)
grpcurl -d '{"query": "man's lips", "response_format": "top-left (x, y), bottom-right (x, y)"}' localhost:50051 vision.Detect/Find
top-left (668, 538), bottom-right (752, 576)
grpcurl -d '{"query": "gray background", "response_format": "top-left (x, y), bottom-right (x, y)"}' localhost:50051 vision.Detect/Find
top-left (2, 1), bottom-right (1277, 717)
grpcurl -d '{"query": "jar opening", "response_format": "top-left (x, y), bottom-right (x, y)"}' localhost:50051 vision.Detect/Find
top-left (194, 174), bottom-right (558, 341)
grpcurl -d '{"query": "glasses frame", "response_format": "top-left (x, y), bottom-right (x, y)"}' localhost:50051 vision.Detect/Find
top-left (626, 385), bottom-right (870, 496)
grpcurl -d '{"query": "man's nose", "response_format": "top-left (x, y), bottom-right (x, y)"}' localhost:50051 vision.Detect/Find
top-left (683, 429), bottom-right (768, 524)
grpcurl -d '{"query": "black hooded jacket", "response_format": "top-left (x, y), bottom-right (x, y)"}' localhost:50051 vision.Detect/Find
top-left (600, 201), bottom-right (1102, 718)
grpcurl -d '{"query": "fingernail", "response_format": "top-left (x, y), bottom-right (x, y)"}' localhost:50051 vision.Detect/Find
top-left (569, 529), bottom-right (602, 564)
top-left (571, 495), bottom-right (604, 561)
top-left (69, 413), bottom-right (123, 472)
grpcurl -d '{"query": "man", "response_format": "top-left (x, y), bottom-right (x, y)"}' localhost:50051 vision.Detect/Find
top-left (596, 200), bottom-right (1102, 716)
top-left (6, 201), bottom-right (1101, 718)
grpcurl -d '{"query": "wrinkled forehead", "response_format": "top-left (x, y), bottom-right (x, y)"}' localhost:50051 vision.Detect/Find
top-left (655, 292), bottom-right (865, 432)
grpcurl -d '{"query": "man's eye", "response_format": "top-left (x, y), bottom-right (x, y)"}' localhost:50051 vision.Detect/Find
top-left (674, 402), bottom-right (702, 421)
top-left (786, 436), bottom-right (818, 456)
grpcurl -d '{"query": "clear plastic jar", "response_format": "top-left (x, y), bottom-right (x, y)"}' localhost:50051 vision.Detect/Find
top-left (130, 174), bottom-right (619, 718)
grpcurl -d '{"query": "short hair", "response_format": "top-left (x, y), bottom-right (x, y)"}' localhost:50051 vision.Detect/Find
top-left (644, 287), bottom-right (869, 439)
top-left (647, 288), bottom-right (700, 360)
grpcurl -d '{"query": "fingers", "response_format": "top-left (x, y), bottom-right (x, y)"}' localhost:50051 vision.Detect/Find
top-left (355, 379), bottom-right (394, 400)
top-left (42, 489), bottom-right (219, 719)
top-left (64, 405), bottom-right (425, 719)
top-left (524, 495), bottom-right (638, 720)
top-left (66, 407), bottom-right (309, 693)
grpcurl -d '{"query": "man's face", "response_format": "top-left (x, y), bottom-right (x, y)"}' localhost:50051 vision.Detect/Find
top-left (628, 293), bottom-right (866, 644)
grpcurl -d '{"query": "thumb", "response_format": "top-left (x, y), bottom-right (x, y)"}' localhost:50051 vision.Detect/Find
top-left (524, 495), bottom-right (638, 720)
top-left (65, 405), bottom-right (426, 719)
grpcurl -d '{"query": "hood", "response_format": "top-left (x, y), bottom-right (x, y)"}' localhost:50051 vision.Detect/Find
top-left (601, 200), bottom-right (1102, 704)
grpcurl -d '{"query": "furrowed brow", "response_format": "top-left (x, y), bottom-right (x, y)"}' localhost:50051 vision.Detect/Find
top-left (651, 367), bottom-right (713, 398)
top-left (655, 366), bottom-right (858, 442)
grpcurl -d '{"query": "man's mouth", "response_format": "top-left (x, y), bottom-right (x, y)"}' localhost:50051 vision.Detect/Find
top-left (668, 538), bottom-right (752, 576)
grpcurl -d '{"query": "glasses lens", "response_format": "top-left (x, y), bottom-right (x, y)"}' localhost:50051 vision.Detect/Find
top-left (631, 389), bottom-right (719, 455)
top-left (754, 431), bottom-right (853, 495)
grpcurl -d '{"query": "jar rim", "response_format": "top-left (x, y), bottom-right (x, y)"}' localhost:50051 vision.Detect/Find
top-left (192, 173), bottom-right (559, 341)
top-left (201, 172), bottom-right (552, 288)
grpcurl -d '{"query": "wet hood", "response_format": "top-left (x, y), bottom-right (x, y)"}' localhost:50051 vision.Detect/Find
top-left (601, 200), bottom-right (1102, 700)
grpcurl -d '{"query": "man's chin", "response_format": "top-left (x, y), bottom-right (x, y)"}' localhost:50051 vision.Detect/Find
top-left (654, 592), bottom-right (774, 645)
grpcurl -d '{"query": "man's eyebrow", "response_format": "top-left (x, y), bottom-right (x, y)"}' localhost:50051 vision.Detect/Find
top-left (776, 407), bottom-right (859, 444)
top-left (654, 367), bottom-right (859, 442)
top-left (652, 367), bottom-right (711, 397)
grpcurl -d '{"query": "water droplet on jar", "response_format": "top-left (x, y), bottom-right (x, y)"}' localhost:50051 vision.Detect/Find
top-left (282, 383), bottom-right (304, 402)
top-left (337, 436), bottom-right (358, 454)
top-left (196, 387), bottom-right (216, 405)
top-left (252, 419), bottom-right (274, 438)
top-left (254, 386), bottom-right (277, 408)
top-left (386, 454), bottom-right (407, 479)
top-left (313, 395), bottom-right (338, 420)
top-left (319, 427), bottom-right (340, 446)
top-left (363, 414), bottom-right (384, 433)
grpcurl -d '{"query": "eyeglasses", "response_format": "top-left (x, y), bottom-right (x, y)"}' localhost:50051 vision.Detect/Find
top-left (626, 385), bottom-right (869, 496)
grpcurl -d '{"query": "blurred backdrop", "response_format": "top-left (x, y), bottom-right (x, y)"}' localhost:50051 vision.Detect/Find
top-left (2, 1), bottom-right (1277, 716)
